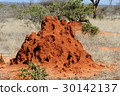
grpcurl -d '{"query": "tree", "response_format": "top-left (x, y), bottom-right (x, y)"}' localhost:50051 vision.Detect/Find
top-left (90, 0), bottom-right (100, 18)
top-left (109, 0), bottom-right (113, 9)
top-left (109, 0), bottom-right (112, 5)
top-left (21, 0), bottom-right (26, 9)
top-left (29, 0), bottom-right (34, 6)
top-left (47, 0), bottom-right (93, 22)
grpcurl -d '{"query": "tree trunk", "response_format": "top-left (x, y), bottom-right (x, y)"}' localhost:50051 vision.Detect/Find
top-left (93, 6), bottom-right (97, 18)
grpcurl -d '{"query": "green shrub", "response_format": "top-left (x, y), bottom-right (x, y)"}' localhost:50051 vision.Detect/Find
top-left (9, 4), bottom-right (17, 9)
top-left (101, 7), bottom-right (107, 12)
top-left (82, 23), bottom-right (99, 36)
top-left (2, 58), bottom-right (5, 63)
top-left (18, 1), bottom-right (93, 23)
top-left (114, 6), bottom-right (120, 15)
top-left (47, 0), bottom-right (93, 21)
top-left (98, 14), bottom-right (104, 20)
top-left (0, 55), bottom-right (5, 63)
top-left (0, 3), bottom-right (4, 8)
top-left (17, 62), bottom-right (48, 80)
top-left (91, 26), bottom-right (99, 35)
top-left (82, 23), bottom-right (91, 34)
top-left (46, 1), bottom-right (63, 20)
top-left (17, 4), bottom-right (49, 23)
top-left (98, 7), bottom-right (107, 17)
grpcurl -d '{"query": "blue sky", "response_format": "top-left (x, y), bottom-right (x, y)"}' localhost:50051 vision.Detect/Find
top-left (0, 0), bottom-right (119, 5)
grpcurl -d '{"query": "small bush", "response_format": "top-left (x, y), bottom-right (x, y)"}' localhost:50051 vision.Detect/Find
top-left (9, 4), bottom-right (17, 9)
top-left (17, 4), bottom-right (49, 24)
top-left (2, 58), bottom-right (5, 63)
top-left (114, 6), bottom-right (120, 15)
top-left (82, 23), bottom-right (99, 36)
top-left (101, 7), bottom-right (107, 13)
top-left (0, 55), bottom-right (5, 63)
top-left (16, 62), bottom-right (48, 80)
top-left (47, 0), bottom-right (93, 21)
top-left (91, 26), bottom-right (99, 35)
top-left (0, 3), bottom-right (4, 8)
top-left (98, 14), bottom-right (104, 20)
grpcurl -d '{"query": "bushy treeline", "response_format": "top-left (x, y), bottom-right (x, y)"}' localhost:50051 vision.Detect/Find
top-left (17, 0), bottom-right (93, 23)
top-left (16, 0), bottom-right (100, 36)
top-left (1, 1), bottom-right (120, 21)
top-left (17, 4), bottom-right (49, 23)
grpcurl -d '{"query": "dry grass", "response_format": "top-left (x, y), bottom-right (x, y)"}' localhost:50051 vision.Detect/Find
top-left (75, 18), bottom-right (120, 80)
top-left (87, 63), bottom-right (120, 80)
top-left (0, 18), bottom-right (40, 57)
top-left (89, 18), bottom-right (120, 33)
top-left (75, 33), bottom-right (120, 65)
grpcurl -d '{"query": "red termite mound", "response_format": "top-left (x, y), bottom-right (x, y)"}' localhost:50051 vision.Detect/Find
top-left (10, 16), bottom-right (93, 68)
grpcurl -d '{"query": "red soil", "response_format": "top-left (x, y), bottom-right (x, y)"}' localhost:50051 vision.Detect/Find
top-left (101, 31), bottom-right (120, 36)
top-left (99, 46), bottom-right (120, 52)
top-left (68, 21), bottom-right (82, 33)
top-left (0, 16), bottom-right (110, 79)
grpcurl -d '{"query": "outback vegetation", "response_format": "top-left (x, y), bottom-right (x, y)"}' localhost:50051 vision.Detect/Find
top-left (16, 0), bottom-right (99, 36)
top-left (0, 0), bottom-right (120, 80)
top-left (15, 62), bottom-right (48, 80)
top-left (90, 0), bottom-right (100, 18)
top-left (18, 0), bottom-right (93, 22)
top-left (0, 55), bottom-right (5, 64)
top-left (82, 23), bottom-right (99, 36)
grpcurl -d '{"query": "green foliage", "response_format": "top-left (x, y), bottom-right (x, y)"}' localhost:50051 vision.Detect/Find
top-left (17, 4), bottom-right (49, 23)
top-left (0, 3), bottom-right (4, 8)
top-left (98, 7), bottom-right (107, 16)
top-left (101, 7), bottom-right (107, 12)
top-left (17, 1), bottom-right (94, 23)
top-left (47, 0), bottom-right (93, 21)
top-left (114, 6), bottom-right (120, 11)
top-left (98, 14), bottom-right (104, 20)
top-left (114, 6), bottom-right (120, 14)
top-left (9, 4), bottom-right (17, 9)
top-left (0, 55), bottom-right (5, 63)
top-left (57, 77), bottom-right (62, 80)
top-left (17, 62), bottom-right (48, 80)
top-left (82, 23), bottom-right (99, 36)
top-left (2, 58), bottom-right (5, 63)
top-left (91, 26), bottom-right (99, 35)
top-left (46, 1), bottom-right (63, 20)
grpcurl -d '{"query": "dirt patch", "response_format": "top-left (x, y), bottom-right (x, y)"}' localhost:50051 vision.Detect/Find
top-left (99, 46), bottom-right (120, 52)
top-left (101, 31), bottom-right (120, 36)
top-left (0, 63), bottom-right (26, 79)
top-left (68, 21), bottom-right (82, 33)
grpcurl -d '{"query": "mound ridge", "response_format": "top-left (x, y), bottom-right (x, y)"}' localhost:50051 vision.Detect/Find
top-left (10, 16), bottom-right (93, 68)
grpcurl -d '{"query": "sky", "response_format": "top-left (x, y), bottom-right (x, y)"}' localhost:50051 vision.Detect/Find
top-left (0, 0), bottom-right (120, 5)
